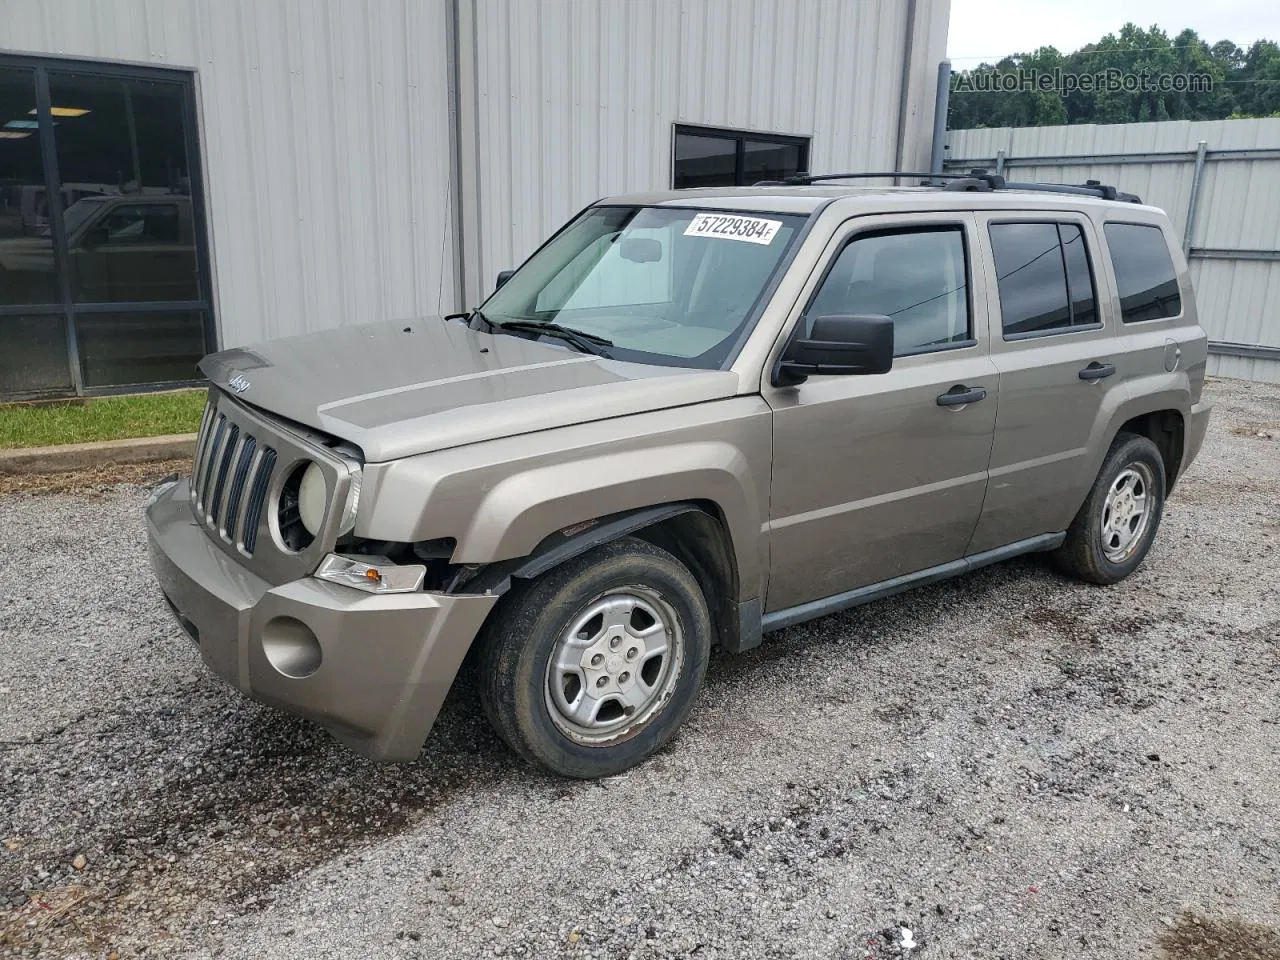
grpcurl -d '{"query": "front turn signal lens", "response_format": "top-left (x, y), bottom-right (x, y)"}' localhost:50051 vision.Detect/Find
top-left (314, 554), bottom-right (425, 594)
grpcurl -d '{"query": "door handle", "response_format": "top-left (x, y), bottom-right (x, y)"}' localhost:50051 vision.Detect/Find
top-left (936, 384), bottom-right (988, 407)
top-left (1079, 361), bottom-right (1116, 381)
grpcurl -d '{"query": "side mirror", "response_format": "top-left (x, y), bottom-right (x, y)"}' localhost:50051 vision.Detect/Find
top-left (495, 269), bottom-right (515, 290)
top-left (775, 314), bottom-right (894, 386)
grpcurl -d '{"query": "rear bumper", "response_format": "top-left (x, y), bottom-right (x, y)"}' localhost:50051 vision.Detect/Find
top-left (145, 478), bottom-right (497, 762)
top-left (1182, 400), bottom-right (1212, 477)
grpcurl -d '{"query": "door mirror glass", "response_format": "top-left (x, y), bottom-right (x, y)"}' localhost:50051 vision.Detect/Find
top-left (776, 314), bottom-right (894, 385)
top-left (495, 269), bottom-right (515, 290)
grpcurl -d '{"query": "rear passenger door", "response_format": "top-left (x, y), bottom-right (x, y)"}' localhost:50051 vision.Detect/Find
top-left (967, 213), bottom-right (1124, 553)
top-left (765, 213), bottom-right (999, 611)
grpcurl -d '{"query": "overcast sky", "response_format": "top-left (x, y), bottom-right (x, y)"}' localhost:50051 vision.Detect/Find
top-left (947, 0), bottom-right (1280, 63)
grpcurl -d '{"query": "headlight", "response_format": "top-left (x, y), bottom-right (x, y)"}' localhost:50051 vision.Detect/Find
top-left (298, 462), bottom-right (327, 535)
top-left (315, 554), bottom-right (425, 594)
top-left (296, 461), bottom-right (361, 538)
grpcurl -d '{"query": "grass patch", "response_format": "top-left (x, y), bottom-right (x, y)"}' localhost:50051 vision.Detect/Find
top-left (0, 390), bottom-right (206, 449)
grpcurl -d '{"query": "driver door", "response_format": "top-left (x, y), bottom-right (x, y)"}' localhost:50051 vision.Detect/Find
top-left (763, 213), bottom-right (998, 612)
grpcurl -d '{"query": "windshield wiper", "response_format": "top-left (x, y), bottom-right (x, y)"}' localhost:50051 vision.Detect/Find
top-left (489, 319), bottom-right (613, 357)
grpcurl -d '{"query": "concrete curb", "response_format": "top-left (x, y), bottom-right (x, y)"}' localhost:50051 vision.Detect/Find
top-left (0, 434), bottom-right (196, 475)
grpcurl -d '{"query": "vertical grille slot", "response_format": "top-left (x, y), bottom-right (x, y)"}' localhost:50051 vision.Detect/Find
top-left (199, 415), bottom-right (229, 510)
top-left (208, 424), bottom-right (240, 526)
top-left (192, 400), bottom-right (215, 494)
top-left (241, 447), bottom-right (276, 555)
top-left (222, 436), bottom-right (257, 540)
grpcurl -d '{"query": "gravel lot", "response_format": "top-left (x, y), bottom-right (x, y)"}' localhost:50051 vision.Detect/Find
top-left (2, 377), bottom-right (1278, 960)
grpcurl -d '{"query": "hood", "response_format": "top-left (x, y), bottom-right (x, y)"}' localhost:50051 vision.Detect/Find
top-left (199, 317), bottom-right (741, 462)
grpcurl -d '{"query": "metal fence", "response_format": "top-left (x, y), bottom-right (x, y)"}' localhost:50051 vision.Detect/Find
top-left (945, 119), bottom-right (1280, 383)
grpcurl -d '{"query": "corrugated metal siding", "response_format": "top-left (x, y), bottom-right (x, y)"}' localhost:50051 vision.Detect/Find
top-left (468, 0), bottom-right (950, 293)
top-left (946, 120), bottom-right (1280, 383)
top-left (0, 0), bottom-right (457, 348)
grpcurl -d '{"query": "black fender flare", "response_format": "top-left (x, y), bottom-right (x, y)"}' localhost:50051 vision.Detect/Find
top-left (460, 501), bottom-right (706, 597)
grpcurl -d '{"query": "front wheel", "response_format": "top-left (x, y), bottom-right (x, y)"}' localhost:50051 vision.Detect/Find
top-left (476, 536), bottom-right (711, 778)
top-left (1054, 432), bottom-right (1167, 585)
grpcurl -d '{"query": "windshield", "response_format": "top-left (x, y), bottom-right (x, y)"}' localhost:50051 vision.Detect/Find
top-left (479, 205), bottom-right (806, 368)
top-left (62, 196), bottom-right (109, 236)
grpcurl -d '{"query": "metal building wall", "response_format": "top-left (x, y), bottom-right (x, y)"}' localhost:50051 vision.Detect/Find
top-left (0, 0), bottom-right (458, 349)
top-left (945, 119), bottom-right (1280, 383)
top-left (455, 0), bottom-right (951, 305)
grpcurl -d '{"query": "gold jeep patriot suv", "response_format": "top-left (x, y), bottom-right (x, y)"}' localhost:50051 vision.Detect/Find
top-left (146, 171), bottom-right (1211, 778)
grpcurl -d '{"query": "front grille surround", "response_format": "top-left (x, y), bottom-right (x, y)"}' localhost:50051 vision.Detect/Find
top-left (190, 390), bottom-right (360, 584)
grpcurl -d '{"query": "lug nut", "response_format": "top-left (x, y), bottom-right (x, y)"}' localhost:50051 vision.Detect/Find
top-left (590, 653), bottom-right (604, 666)
top-left (618, 671), bottom-right (630, 683)
top-left (596, 676), bottom-right (609, 688)
top-left (627, 647), bottom-right (639, 661)
top-left (610, 636), bottom-right (622, 649)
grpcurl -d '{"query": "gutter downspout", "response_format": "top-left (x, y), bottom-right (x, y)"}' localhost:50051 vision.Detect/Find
top-left (447, 0), bottom-right (483, 309)
top-left (929, 60), bottom-right (951, 182)
top-left (892, 0), bottom-right (918, 185)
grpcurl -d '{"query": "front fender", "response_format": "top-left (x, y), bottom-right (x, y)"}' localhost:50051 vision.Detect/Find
top-left (455, 441), bottom-right (758, 574)
top-left (357, 398), bottom-right (774, 602)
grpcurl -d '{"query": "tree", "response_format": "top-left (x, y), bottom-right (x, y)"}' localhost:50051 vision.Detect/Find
top-left (948, 24), bottom-right (1280, 127)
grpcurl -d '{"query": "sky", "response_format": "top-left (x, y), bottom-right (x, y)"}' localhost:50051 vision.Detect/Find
top-left (946, 0), bottom-right (1280, 63)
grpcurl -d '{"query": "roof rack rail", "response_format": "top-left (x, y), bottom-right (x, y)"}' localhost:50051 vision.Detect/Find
top-left (754, 170), bottom-right (1142, 204)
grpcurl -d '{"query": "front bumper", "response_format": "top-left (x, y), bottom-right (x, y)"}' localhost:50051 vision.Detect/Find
top-left (145, 478), bottom-right (497, 762)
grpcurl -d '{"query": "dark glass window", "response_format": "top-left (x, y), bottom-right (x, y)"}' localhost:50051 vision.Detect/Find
top-left (0, 316), bottom-right (73, 396)
top-left (806, 226), bottom-right (971, 355)
top-left (743, 139), bottom-right (805, 184)
top-left (990, 221), bottom-right (1099, 338)
top-left (75, 310), bottom-right (207, 387)
top-left (1104, 222), bottom-right (1182, 323)
top-left (0, 66), bottom-right (58, 306)
top-left (1060, 223), bottom-right (1097, 326)
top-left (672, 132), bottom-right (737, 189)
top-left (49, 72), bottom-right (200, 304)
top-left (0, 55), bottom-right (212, 399)
top-left (673, 125), bottom-right (808, 188)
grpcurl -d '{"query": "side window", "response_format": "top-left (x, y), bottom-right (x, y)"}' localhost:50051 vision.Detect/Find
top-left (99, 204), bottom-right (181, 245)
top-left (989, 221), bottom-right (1099, 337)
top-left (1103, 222), bottom-right (1182, 323)
top-left (805, 226), bottom-right (971, 355)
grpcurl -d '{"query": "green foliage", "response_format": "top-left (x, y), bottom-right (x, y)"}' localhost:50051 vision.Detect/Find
top-left (0, 390), bottom-right (206, 449)
top-left (950, 25), bottom-right (1280, 128)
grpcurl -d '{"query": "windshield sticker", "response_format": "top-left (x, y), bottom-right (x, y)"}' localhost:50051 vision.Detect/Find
top-left (683, 213), bottom-right (783, 245)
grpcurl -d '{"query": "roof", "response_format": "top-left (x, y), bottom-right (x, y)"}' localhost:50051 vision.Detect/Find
top-left (603, 183), bottom-right (1164, 218)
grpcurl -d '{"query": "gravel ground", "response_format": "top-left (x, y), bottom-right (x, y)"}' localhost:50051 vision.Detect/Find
top-left (1, 377), bottom-right (1278, 960)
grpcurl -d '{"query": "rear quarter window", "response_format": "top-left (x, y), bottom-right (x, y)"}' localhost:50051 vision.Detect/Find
top-left (1103, 222), bottom-right (1182, 323)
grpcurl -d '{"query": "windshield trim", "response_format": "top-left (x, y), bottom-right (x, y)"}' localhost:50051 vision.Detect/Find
top-left (477, 201), bottom-right (818, 372)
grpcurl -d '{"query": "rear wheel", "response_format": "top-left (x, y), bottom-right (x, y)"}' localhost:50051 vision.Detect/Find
top-left (1054, 432), bottom-right (1166, 585)
top-left (476, 536), bottom-right (711, 778)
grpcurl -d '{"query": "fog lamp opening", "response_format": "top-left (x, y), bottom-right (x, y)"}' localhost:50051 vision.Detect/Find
top-left (262, 616), bottom-right (322, 679)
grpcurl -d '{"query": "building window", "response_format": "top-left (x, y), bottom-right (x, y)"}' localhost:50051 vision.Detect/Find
top-left (0, 55), bottom-right (213, 399)
top-left (989, 221), bottom-right (1100, 339)
top-left (1103, 222), bottom-right (1182, 323)
top-left (672, 125), bottom-right (809, 188)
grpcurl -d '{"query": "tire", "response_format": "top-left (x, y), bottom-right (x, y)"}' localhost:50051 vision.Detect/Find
top-left (476, 536), bottom-right (711, 778)
top-left (1054, 432), bottom-right (1167, 585)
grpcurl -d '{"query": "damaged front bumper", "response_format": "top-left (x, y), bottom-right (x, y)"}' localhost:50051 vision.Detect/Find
top-left (145, 478), bottom-right (497, 761)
